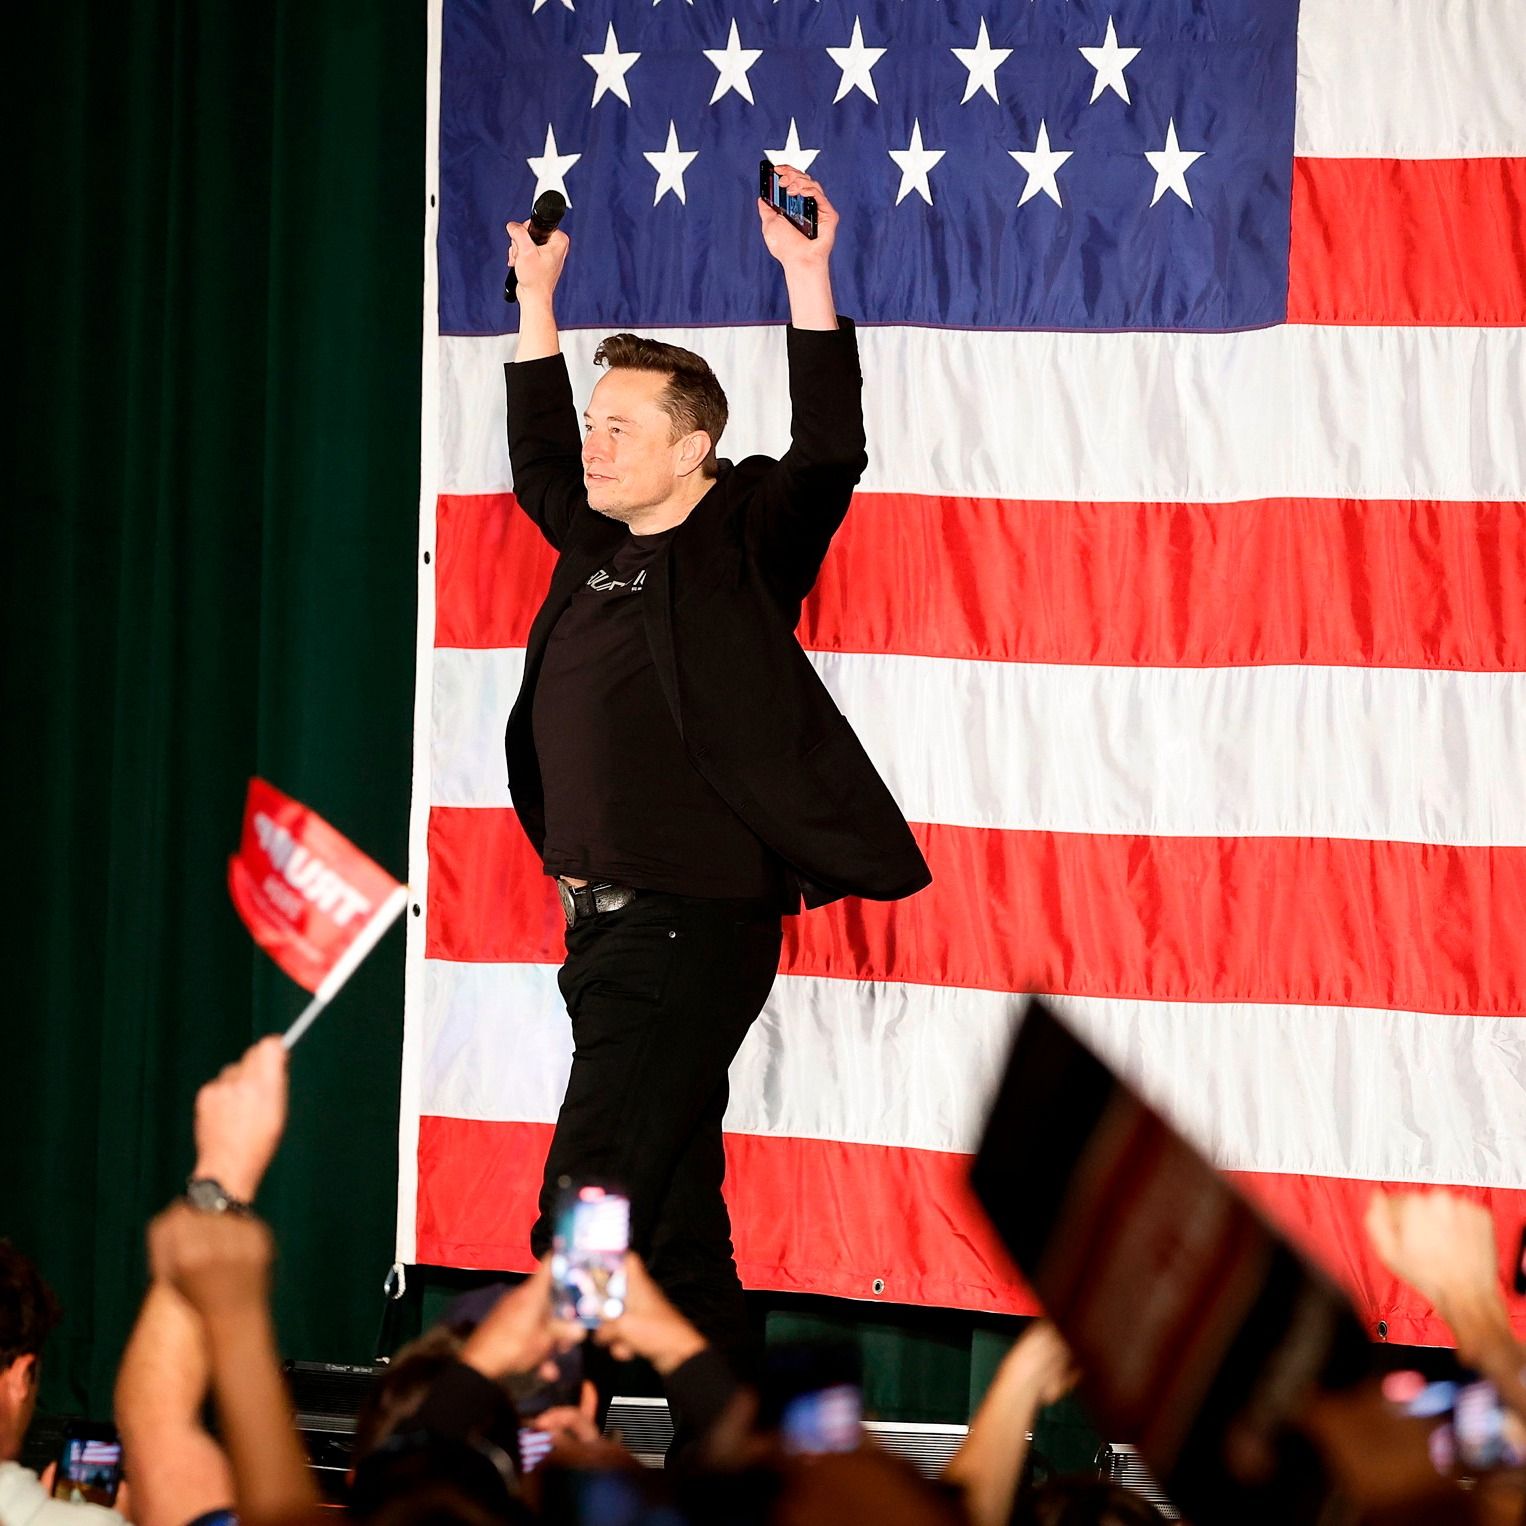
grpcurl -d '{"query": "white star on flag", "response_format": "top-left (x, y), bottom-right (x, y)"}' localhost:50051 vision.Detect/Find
top-left (765, 118), bottom-right (821, 174)
top-left (888, 119), bottom-right (945, 205)
top-left (1079, 17), bottom-right (1141, 104)
top-left (704, 19), bottom-right (763, 105)
top-left (1145, 117), bottom-right (1205, 206)
top-left (531, 0), bottom-right (574, 11)
top-left (1009, 119), bottom-right (1073, 207)
top-left (582, 24), bottom-right (639, 108)
top-left (527, 123), bottom-right (580, 205)
top-left (827, 17), bottom-right (886, 105)
top-left (951, 19), bottom-right (1012, 104)
top-left (644, 120), bottom-right (699, 204)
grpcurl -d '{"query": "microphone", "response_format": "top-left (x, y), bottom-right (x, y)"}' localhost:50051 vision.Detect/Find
top-left (504, 190), bottom-right (567, 304)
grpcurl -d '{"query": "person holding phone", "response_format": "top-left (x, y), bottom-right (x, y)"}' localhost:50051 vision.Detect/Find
top-left (501, 166), bottom-right (930, 1438)
top-left (0, 1244), bottom-right (125, 1524)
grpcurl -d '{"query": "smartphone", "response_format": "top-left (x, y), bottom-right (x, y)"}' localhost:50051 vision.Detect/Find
top-left (53, 1422), bottom-right (124, 1507)
top-left (550, 1181), bottom-right (629, 1328)
top-left (762, 1340), bottom-right (863, 1456)
top-left (779, 1385), bottom-right (863, 1456)
top-left (1383, 1368), bottom-right (1526, 1476)
top-left (759, 158), bottom-right (818, 240)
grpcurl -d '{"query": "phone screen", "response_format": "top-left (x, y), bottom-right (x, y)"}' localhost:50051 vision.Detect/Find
top-left (1383, 1369), bottom-right (1526, 1476)
top-left (54, 1432), bottom-right (123, 1506)
top-left (551, 1184), bottom-right (629, 1327)
top-left (759, 160), bottom-right (818, 240)
top-left (779, 1383), bottom-right (863, 1455)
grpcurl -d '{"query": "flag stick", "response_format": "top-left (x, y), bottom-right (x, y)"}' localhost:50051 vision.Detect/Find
top-left (282, 884), bottom-right (411, 1050)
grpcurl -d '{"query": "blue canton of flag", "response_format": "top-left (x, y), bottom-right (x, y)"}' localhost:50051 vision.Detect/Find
top-left (439, 0), bottom-right (1299, 335)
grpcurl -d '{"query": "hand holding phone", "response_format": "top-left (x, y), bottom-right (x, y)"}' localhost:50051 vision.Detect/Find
top-left (592, 1251), bottom-right (707, 1374)
top-left (459, 1259), bottom-right (582, 1382)
top-left (53, 1423), bottom-right (124, 1508)
top-left (551, 1182), bottom-right (630, 1328)
top-left (759, 159), bottom-right (818, 240)
top-left (1383, 1368), bottom-right (1526, 1476)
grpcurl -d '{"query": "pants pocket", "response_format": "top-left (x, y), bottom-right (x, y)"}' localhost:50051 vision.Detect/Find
top-left (559, 920), bottom-right (678, 1017)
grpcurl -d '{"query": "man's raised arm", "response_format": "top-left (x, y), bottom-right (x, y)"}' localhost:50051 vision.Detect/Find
top-left (505, 219), bottom-right (567, 361)
top-left (748, 169), bottom-right (868, 600)
top-left (503, 219), bottom-right (584, 548)
top-left (757, 166), bottom-right (839, 333)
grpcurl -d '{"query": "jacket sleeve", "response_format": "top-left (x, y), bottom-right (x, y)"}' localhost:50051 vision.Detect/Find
top-left (744, 320), bottom-right (870, 605)
top-left (661, 1346), bottom-right (744, 1440)
top-left (504, 355), bottom-right (587, 551)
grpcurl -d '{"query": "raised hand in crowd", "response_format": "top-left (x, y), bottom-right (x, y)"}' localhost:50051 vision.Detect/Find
top-left (115, 1036), bottom-right (305, 1526)
top-left (459, 1260), bottom-right (584, 1384)
top-left (942, 1320), bottom-right (1078, 1526)
top-left (1365, 1189), bottom-right (1526, 1427)
top-left (146, 1203), bottom-right (316, 1526)
top-left (592, 1254), bottom-right (706, 1375)
top-left (190, 1033), bottom-right (289, 1205)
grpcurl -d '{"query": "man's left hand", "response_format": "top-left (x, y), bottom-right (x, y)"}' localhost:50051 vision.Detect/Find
top-left (148, 1201), bottom-right (275, 1322)
top-left (758, 165), bottom-right (836, 268)
top-left (459, 1260), bottom-right (585, 1381)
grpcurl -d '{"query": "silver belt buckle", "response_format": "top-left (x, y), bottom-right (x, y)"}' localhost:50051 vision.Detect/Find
top-left (557, 879), bottom-right (578, 928)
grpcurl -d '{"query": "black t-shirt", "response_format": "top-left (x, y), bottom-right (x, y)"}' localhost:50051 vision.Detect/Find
top-left (530, 525), bottom-right (786, 900)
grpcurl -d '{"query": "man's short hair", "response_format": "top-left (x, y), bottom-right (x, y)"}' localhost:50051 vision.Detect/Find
top-left (0, 1242), bottom-right (62, 1369)
top-left (352, 1325), bottom-right (468, 1464)
top-left (593, 334), bottom-right (729, 478)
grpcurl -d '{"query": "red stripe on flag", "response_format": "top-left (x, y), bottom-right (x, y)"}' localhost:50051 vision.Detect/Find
top-left (803, 496), bottom-right (1526, 670)
top-left (425, 806), bottom-right (564, 964)
top-left (786, 825), bottom-right (1526, 1016)
top-left (435, 493), bottom-right (1526, 670)
top-left (425, 808), bottom-right (1526, 1017)
top-left (1289, 156), bottom-right (1526, 327)
top-left (435, 493), bottom-right (556, 650)
top-left (414, 1115), bottom-right (1526, 1343)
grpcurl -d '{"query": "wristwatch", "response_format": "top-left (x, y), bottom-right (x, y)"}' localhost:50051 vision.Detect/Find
top-left (184, 1177), bottom-right (252, 1215)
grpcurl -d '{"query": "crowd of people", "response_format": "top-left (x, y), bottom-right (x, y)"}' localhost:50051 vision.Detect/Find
top-left (3, 1037), bottom-right (1523, 1526)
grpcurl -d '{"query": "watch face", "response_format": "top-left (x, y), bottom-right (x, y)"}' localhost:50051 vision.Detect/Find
top-left (186, 1179), bottom-right (231, 1213)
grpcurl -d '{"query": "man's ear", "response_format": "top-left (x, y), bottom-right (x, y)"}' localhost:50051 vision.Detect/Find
top-left (0, 1353), bottom-right (37, 1403)
top-left (675, 430), bottom-right (712, 479)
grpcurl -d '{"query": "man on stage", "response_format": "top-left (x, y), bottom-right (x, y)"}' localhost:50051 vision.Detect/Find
top-left (501, 168), bottom-right (930, 1405)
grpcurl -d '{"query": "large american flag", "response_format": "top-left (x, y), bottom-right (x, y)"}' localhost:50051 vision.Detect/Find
top-left (401, 0), bottom-right (1526, 1344)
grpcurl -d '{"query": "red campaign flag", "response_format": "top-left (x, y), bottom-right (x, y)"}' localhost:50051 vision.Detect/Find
top-left (228, 778), bottom-right (405, 996)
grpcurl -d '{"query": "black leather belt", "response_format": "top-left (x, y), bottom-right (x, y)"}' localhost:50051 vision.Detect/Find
top-left (557, 878), bottom-right (638, 928)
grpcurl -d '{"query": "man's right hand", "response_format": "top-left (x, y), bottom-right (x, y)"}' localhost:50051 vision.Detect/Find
top-left (506, 221), bottom-right (570, 305)
top-left (593, 1253), bottom-right (707, 1375)
top-left (192, 1035), bottom-right (288, 1204)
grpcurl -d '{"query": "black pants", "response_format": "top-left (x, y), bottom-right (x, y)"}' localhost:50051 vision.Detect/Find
top-left (529, 891), bottom-right (783, 1366)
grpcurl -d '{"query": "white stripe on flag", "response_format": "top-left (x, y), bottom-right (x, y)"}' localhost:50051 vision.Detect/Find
top-left (1295, 0), bottom-right (1526, 158)
top-left (419, 959), bottom-right (1526, 1189)
top-left (431, 647), bottom-right (524, 807)
top-left (428, 646), bottom-right (1526, 847)
top-left (438, 327), bottom-right (1526, 502)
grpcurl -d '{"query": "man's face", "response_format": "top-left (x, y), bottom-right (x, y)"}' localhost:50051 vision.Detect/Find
top-left (581, 369), bottom-right (705, 521)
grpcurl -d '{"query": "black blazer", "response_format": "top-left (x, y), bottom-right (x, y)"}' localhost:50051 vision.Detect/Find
top-left (502, 321), bottom-right (931, 911)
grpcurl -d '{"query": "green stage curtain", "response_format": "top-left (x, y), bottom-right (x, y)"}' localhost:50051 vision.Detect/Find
top-left (8, 0), bottom-right (423, 1417)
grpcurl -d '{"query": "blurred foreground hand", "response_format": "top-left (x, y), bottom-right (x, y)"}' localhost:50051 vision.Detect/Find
top-left (192, 1035), bottom-right (288, 1203)
top-left (148, 1202), bottom-right (274, 1321)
